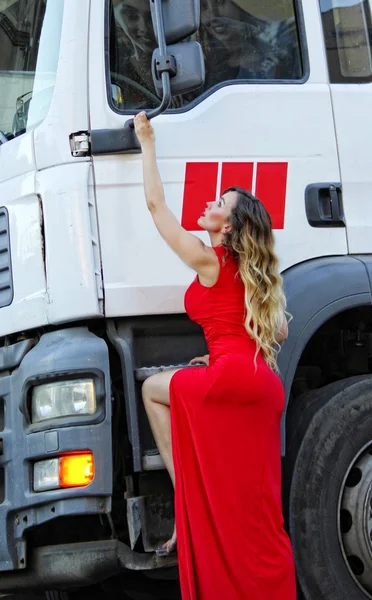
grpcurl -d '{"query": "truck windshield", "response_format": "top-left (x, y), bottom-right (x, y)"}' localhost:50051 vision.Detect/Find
top-left (0, 0), bottom-right (64, 140)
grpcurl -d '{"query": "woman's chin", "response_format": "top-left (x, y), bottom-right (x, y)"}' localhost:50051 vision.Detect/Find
top-left (197, 216), bottom-right (207, 230)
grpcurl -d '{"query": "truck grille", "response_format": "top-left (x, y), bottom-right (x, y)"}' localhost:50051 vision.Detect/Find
top-left (0, 208), bottom-right (13, 308)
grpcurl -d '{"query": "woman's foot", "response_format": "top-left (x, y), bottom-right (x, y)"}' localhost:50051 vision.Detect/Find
top-left (156, 528), bottom-right (177, 556)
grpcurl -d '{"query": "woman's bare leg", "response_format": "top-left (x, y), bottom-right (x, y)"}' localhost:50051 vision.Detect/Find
top-left (142, 369), bottom-right (180, 553)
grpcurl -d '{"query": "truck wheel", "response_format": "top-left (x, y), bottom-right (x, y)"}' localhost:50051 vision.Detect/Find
top-left (287, 375), bottom-right (372, 599)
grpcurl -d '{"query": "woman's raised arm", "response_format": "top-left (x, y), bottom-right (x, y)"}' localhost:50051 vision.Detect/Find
top-left (134, 112), bottom-right (218, 275)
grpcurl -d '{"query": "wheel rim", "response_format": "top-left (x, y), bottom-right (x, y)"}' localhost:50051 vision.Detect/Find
top-left (338, 441), bottom-right (372, 598)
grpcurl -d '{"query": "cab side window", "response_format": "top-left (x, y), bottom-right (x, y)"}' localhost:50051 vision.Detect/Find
top-left (319, 0), bottom-right (372, 82)
top-left (109, 0), bottom-right (303, 112)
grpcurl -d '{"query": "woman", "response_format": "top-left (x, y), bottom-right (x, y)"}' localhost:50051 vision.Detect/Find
top-left (112, 0), bottom-right (158, 108)
top-left (134, 112), bottom-right (296, 600)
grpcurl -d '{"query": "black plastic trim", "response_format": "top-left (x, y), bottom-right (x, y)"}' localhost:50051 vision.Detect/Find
top-left (0, 327), bottom-right (113, 572)
top-left (0, 539), bottom-right (177, 593)
top-left (91, 123), bottom-right (141, 155)
top-left (359, 255), bottom-right (372, 291)
top-left (305, 182), bottom-right (345, 228)
top-left (107, 321), bottom-right (142, 472)
top-left (104, 0), bottom-right (310, 118)
top-left (0, 207), bottom-right (14, 308)
top-left (0, 339), bottom-right (34, 373)
top-left (278, 255), bottom-right (372, 453)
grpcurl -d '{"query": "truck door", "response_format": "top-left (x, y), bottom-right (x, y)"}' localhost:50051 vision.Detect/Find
top-left (89, 0), bottom-right (348, 319)
top-left (319, 0), bottom-right (372, 253)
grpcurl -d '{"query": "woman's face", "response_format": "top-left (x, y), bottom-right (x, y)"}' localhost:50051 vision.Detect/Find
top-left (197, 191), bottom-right (237, 232)
top-left (117, 0), bottom-right (156, 53)
top-left (201, 0), bottom-right (244, 47)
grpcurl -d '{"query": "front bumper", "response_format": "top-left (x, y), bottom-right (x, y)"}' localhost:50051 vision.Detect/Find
top-left (0, 540), bottom-right (177, 593)
top-left (0, 327), bottom-right (112, 572)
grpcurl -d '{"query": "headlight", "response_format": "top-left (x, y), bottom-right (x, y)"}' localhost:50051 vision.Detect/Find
top-left (31, 379), bottom-right (96, 423)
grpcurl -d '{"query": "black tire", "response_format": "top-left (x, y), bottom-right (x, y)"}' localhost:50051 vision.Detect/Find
top-left (287, 375), bottom-right (372, 600)
top-left (284, 376), bottom-right (371, 499)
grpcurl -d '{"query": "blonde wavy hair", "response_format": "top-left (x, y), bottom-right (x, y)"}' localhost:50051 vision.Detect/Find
top-left (223, 187), bottom-right (288, 371)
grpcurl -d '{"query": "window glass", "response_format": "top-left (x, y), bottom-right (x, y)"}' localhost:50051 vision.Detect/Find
top-left (319, 0), bottom-right (372, 82)
top-left (0, 0), bottom-right (64, 141)
top-left (109, 0), bottom-right (303, 112)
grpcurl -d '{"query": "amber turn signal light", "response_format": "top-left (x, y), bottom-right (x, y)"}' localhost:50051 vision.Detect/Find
top-left (59, 453), bottom-right (95, 488)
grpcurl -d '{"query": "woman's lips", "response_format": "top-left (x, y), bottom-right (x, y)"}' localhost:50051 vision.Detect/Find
top-left (210, 18), bottom-right (227, 35)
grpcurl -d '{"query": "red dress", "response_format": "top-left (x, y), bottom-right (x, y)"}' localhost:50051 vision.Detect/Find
top-left (170, 245), bottom-right (296, 600)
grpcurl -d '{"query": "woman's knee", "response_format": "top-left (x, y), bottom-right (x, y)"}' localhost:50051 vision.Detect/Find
top-left (142, 375), bottom-right (155, 403)
top-left (141, 371), bottom-right (173, 406)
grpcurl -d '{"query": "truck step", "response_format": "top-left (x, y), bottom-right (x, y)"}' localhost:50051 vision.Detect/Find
top-left (135, 363), bottom-right (202, 382)
top-left (137, 363), bottom-right (204, 470)
top-left (142, 449), bottom-right (165, 471)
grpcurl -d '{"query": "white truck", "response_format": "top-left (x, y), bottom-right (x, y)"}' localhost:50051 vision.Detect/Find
top-left (0, 0), bottom-right (372, 599)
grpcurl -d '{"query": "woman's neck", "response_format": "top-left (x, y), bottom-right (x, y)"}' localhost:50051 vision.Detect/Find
top-left (209, 233), bottom-right (224, 247)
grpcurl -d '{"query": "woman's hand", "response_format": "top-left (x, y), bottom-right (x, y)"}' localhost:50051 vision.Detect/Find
top-left (134, 111), bottom-right (155, 148)
top-left (189, 355), bottom-right (209, 366)
top-left (275, 313), bottom-right (288, 344)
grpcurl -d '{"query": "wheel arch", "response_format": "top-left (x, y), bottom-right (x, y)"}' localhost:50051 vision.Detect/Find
top-left (279, 255), bottom-right (372, 453)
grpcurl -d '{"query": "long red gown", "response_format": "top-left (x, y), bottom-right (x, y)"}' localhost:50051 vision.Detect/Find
top-left (170, 245), bottom-right (296, 600)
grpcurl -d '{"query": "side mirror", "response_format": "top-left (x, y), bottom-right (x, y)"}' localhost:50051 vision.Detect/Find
top-left (151, 0), bottom-right (200, 45)
top-left (90, 0), bottom-right (204, 155)
top-left (149, 0), bottom-right (205, 109)
top-left (152, 41), bottom-right (205, 98)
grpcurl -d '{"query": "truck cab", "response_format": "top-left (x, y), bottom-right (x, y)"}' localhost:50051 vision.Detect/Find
top-left (0, 1), bottom-right (372, 599)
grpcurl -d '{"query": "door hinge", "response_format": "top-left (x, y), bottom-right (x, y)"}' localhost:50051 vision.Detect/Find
top-left (69, 131), bottom-right (91, 157)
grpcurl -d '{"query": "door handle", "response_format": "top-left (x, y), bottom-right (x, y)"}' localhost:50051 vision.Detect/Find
top-left (305, 183), bottom-right (345, 228)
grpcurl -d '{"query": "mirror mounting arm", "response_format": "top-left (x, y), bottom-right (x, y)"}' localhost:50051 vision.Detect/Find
top-left (109, 0), bottom-right (172, 154)
top-left (127, 0), bottom-right (172, 126)
top-left (146, 0), bottom-right (173, 119)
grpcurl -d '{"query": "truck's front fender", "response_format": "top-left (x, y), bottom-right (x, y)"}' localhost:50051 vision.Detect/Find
top-left (279, 255), bottom-right (372, 451)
